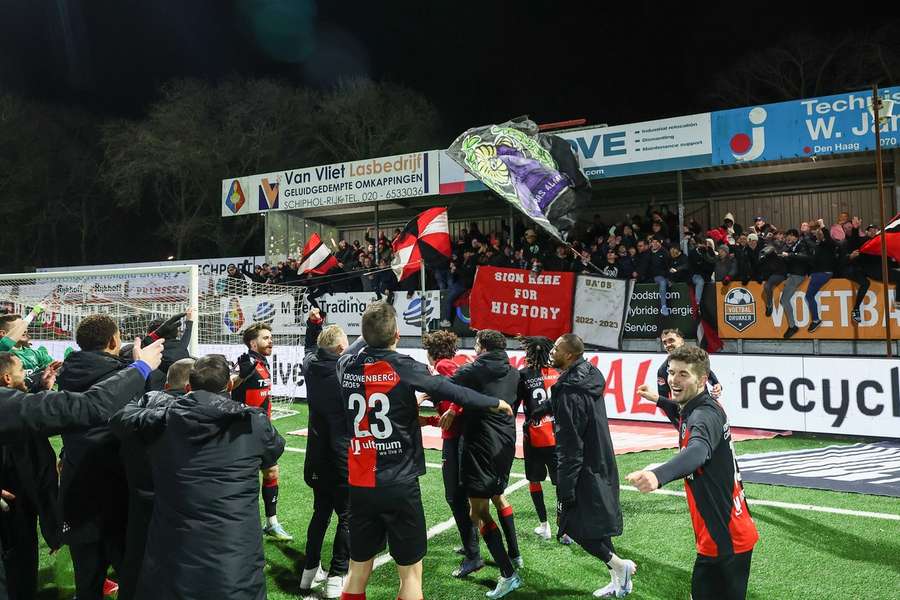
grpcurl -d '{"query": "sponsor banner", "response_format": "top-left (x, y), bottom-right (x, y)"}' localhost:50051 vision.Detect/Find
top-left (716, 280), bottom-right (899, 339)
top-left (222, 151), bottom-right (441, 216)
top-left (220, 291), bottom-right (441, 337)
top-left (37, 340), bottom-right (306, 398)
top-left (439, 113), bottom-right (712, 192)
top-left (31, 340), bottom-right (900, 437)
top-left (469, 267), bottom-right (575, 339)
top-left (712, 86), bottom-right (900, 165)
top-left (37, 256), bottom-right (265, 297)
top-left (572, 275), bottom-right (631, 349)
top-left (624, 283), bottom-right (695, 339)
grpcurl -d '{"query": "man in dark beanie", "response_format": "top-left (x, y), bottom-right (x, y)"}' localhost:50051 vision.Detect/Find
top-left (550, 334), bottom-right (635, 598)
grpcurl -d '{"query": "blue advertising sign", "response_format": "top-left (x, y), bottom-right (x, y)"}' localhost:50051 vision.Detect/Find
top-left (711, 87), bottom-right (900, 165)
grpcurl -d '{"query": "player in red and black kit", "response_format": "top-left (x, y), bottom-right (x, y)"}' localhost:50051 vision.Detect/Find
top-left (631, 346), bottom-right (759, 600)
top-left (440, 329), bottom-right (522, 599)
top-left (337, 302), bottom-right (512, 600)
top-left (420, 331), bottom-right (483, 578)
top-left (515, 336), bottom-right (566, 544)
top-left (232, 322), bottom-right (293, 541)
top-left (657, 329), bottom-right (722, 401)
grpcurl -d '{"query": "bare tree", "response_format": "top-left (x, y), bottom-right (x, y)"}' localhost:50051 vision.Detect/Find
top-left (707, 25), bottom-right (900, 107)
top-left (313, 78), bottom-right (441, 162)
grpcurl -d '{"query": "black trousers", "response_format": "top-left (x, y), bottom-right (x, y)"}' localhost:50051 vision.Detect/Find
top-left (118, 495), bottom-right (153, 600)
top-left (70, 532), bottom-right (125, 600)
top-left (442, 437), bottom-right (479, 560)
top-left (691, 550), bottom-right (753, 600)
top-left (578, 536), bottom-right (615, 564)
top-left (304, 484), bottom-right (350, 576)
top-left (0, 504), bottom-right (39, 600)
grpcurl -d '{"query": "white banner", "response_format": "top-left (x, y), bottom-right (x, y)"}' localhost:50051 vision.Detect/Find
top-left (36, 256), bottom-right (265, 297)
top-left (219, 290), bottom-right (442, 337)
top-left (222, 151), bottom-right (441, 216)
top-left (30, 340), bottom-right (899, 438)
top-left (572, 275), bottom-right (630, 349)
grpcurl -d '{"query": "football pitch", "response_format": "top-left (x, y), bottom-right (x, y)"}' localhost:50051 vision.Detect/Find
top-left (40, 404), bottom-right (899, 599)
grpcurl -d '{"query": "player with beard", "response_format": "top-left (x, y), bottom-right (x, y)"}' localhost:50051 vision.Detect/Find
top-left (440, 329), bottom-right (522, 599)
top-left (515, 335), bottom-right (572, 545)
top-left (657, 329), bottom-right (721, 402)
top-left (232, 322), bottom-right (292, 541)
top-left (337, 302), bottom-right (512, 600)
top-left (550, 334), bottom-right (635, 598)
top-left (631, 346), bottom-right (758, 600)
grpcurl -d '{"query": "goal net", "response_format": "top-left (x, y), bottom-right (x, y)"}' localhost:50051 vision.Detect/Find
top-left (0, 266), bottom-right (308, 419)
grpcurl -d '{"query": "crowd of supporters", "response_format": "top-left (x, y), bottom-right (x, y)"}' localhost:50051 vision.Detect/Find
top-left (222, 207), bottom-right (899, 334)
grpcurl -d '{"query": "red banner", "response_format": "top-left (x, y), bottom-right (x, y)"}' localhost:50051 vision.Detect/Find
top-left (469, 266), bottom-right (575, 338)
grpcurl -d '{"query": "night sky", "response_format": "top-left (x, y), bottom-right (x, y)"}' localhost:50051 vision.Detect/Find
top-left (0, 1), bottom-right (883, 137)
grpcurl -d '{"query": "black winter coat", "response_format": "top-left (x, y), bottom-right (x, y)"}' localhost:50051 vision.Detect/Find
top-left (113, 390), bottom-right (284, 600)
top-left (450, 350), bottom-right (519, 493)
top-left (302, 318), bottom-right (351, 488)
top-left (57, 350), bottom-right (135, 542)
top-left (0, 368), bottom-right (148, 600)
top-left (669, 253), bottom-right (691, 282)
top-left (552, 357), bottom-right (623, 541)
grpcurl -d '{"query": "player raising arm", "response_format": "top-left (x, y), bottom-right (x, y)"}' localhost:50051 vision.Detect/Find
top-left (629, 346), bottom-right (758, 600)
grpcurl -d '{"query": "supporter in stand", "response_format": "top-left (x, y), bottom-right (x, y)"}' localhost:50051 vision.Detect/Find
top-left (689, 236), bottom-right (716, 304)
top-left (805, 219), bottom-right (837, 333)
top-left (668, 245), bottom-right (691, 284)
top-left (713, 245), bottom-right (737, 285)
top-left (778, 229), bottom-right (812, 339)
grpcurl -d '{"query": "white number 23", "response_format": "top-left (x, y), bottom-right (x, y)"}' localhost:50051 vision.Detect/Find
top-left (349, 392), bottom-right (393, 440)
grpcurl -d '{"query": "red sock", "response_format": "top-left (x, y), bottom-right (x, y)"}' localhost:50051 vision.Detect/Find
top-left (341, 594), bottom-right (366, 600)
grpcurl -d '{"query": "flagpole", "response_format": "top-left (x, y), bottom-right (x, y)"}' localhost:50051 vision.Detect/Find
top-left (873, 84), bottom-right (893, 358)
top-left (420, 259), bottom-right (427, 340)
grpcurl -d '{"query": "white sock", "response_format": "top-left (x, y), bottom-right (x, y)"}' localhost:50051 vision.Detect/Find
top-left (267, 515), bottom-right (279, 527)
top-left (606, 553), bottom-right (626, 571)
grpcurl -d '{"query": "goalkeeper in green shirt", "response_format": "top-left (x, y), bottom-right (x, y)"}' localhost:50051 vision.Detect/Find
top-left (0, 311), bottom-right (61, 389)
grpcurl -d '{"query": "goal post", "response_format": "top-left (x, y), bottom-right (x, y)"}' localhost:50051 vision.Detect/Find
top-left (0, 265), bottom-right (305, 419)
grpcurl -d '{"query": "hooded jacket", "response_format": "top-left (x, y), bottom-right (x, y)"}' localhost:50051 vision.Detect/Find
top-left (552, 357), bottom-right (623, 541)
top-left (0, 366), bottom-right (149, 600)
top-left (57, 350), bottom-right (135, 542)
top-left (450, 350), bottom-right (519, 494)
top-left (114, 390), bottom-right (284, 600)
top-left (111, 389), bottom-right (183, 600)
top-left (302, 317), bottom-right (351, 488)
top-left (451, 350), bottom-right (518, 448)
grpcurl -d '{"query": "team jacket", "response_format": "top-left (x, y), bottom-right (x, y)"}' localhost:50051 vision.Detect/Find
top-left (653, 392), bottom-right (759, 557)
top-left (516, 366), bottom-right (559, 436)
top-left (337, 346), bottom-right (500, 489)
top-left (232, 351), bottom-right (272, 418)
top-left (657, 356), bottom-right (720, 401)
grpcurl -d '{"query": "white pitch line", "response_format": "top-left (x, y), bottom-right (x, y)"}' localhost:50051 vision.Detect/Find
top-left (284, 447), bottom-right (900, 522)
top-left (619, 485), bottom-right (900, 521)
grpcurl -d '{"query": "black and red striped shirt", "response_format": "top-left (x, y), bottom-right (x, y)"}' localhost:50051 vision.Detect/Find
top-left (337, 347), bottom-right (500, 488)
top-left (232, 351), bottom-right (272, 419)
top-left (653, 392), bottom-right (759, 557)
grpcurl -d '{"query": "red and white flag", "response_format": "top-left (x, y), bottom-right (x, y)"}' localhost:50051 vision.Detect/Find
top-left (860, 214), bottom-right (900, 263)
top-left (299, 233), bottom-right (339, 275)
top-left (392, 207), bottom-right (452, 281)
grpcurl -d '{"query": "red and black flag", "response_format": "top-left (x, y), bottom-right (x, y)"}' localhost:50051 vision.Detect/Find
top-left (299, 233), bottom-right (339, 275)
top-left (391, 207), bottom-right (451, 281)
top-left (860, 214), bottom-right (900, 263)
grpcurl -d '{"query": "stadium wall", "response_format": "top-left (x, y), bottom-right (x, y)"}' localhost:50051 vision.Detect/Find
top-left (32, 340), bottom-right (899, 439)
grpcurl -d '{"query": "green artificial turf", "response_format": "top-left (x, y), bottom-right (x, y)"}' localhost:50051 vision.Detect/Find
top-left (37, 405), bottom-right (900, 599)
